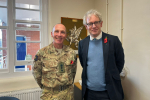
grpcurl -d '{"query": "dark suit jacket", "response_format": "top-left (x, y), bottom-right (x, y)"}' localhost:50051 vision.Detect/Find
top-left (78, 32), bottom-right (125, 100)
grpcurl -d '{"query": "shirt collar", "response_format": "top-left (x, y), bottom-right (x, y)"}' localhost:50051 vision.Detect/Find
top-left (90, 31), bottom-right (102, 40)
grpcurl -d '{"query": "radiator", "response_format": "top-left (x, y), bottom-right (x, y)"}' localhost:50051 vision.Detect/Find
top-left (0, 88), bottom-right (42, 100)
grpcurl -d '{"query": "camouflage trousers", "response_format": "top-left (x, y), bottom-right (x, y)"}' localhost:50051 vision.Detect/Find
top-left (40, 85), bottom-right (74, 100)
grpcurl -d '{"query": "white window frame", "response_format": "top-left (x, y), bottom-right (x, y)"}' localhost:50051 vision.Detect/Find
top-left (0, 1), bottom-right (8, 73)
top-left (0, 0), bottom-right (48, 78)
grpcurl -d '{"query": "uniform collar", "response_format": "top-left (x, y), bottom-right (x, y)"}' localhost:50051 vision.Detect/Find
top-left (49, 43), bottom-right (69, 56)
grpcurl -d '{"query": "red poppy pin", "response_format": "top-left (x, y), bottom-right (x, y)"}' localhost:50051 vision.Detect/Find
top-left (71, 60), bottom-right (74, 64)
top-left (104, 37), bottom-right (107, 43)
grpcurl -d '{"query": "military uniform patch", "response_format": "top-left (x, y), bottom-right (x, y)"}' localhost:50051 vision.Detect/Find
top-left (58, 62), bottom-right (65, 73)
top-left (34, 55), bottom-right (38, 61)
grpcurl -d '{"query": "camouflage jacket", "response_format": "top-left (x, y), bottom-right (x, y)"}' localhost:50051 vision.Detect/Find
top-left (32, 43), bottom-right (77, 89)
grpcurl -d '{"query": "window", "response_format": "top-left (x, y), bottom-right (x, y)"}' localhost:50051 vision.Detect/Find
top-left (0, 0), bottom-right (8, 72)
top-left (0, 0), bottom-right (48, 77)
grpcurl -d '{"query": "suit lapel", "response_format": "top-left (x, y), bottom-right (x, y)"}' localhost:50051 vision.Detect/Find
top-left (102, 32), bottom-right (109, 71)
top-left (82, 36), bottom-right (90, 66)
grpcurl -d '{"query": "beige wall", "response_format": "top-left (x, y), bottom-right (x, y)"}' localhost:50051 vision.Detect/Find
top-left (122, 0), bottom-right (150, 100)
top-left (95, 0), bottom-right (107, 33)
top-left (0, 76), bottom-right (39, 92)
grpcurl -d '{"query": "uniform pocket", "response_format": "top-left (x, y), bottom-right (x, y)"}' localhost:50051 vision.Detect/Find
top-left (42, 67), bottom-right (56, 79)
top-left (65, 59), bottom-right (76, 74)
top-left (43, 58), bottom-right (58, 68)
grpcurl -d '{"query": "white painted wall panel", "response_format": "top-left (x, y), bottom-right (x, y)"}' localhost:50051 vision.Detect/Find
top-left (95, 0), bottom-right (107, 33)
top-left (108, 0), bottom-right (121, 40)
top-left (123, 0), bottom-right (150, 100)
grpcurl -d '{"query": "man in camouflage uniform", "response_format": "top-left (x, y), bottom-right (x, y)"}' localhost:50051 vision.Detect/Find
top-left (33, 24), bottom-right (77, 100)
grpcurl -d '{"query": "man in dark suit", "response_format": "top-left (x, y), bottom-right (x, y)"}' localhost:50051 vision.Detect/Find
top-left (78, 9), bottom-right (125, 100)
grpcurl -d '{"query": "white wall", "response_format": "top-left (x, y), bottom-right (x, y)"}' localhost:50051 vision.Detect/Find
top-left (107, 0), bottom-right (122, 40)
top-left (48, 0), bottom-right (95, 83)
top-left (122, 0), bottom-right (150, 100)
top-left (95, 0), bottom-right (107, 33)
top-left (0, 76), bottom-right (39, 92)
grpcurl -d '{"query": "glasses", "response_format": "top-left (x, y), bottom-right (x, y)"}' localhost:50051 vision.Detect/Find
top-left (86, 21), bottom-right (101, 27)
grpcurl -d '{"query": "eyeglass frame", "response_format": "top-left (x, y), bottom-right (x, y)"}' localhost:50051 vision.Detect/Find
top-left (86, 21), bottom-right (101, 27)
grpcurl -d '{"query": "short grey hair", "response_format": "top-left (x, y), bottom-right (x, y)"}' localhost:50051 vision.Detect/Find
top-left (83, 9), bottom-right (102, 25)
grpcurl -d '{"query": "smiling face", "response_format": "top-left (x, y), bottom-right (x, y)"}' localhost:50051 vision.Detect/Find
top-left (85, 14), bottom-right (103, 38)
top-left (51, 24), bottom-right (66, 49)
